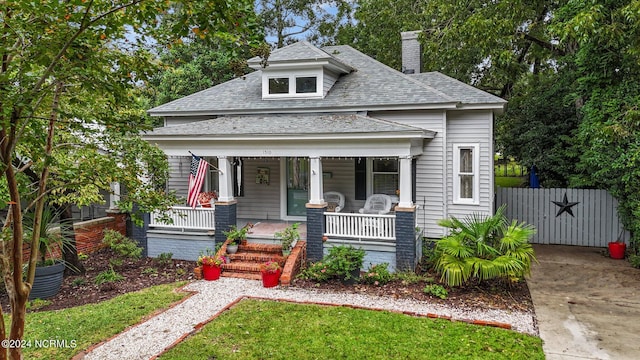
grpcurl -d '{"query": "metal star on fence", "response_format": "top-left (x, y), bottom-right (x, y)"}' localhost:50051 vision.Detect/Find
top-left (552, 193), bottom-right (579, 217)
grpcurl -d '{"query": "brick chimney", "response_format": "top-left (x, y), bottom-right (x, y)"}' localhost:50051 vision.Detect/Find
top-left (401, 31), bottom-right (422, 74)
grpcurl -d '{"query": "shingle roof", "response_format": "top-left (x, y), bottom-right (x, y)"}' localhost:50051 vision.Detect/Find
top-left (247, 41), bottom-right (332, 64)
top-left (148, 45), bottom-right (504, 116)
top-left (410, 72), bottom-right (506, 105)
top-left (143, 113), bottom-right (434, 138)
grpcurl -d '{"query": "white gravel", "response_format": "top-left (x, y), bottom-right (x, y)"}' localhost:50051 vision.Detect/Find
top-left (82, 277), bottom-right (538, 360)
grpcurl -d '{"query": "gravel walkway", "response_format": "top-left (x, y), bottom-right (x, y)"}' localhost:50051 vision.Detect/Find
top-left (81, 278), bottom-right (537, 360)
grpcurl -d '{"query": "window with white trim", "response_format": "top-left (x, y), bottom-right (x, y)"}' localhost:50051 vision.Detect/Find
top-left (453, 144), bottom-right (480, 204)
top-left (262, 69), bottom-right (323, 99)
top-left (370, 159), bottom-right (398, 196)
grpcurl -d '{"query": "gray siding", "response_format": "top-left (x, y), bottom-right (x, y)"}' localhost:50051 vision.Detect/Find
top-left (236, 158), bottom-right (281, 219)
top-left (167, 156), bottom-right (191, 201)
top-left (322, 159), bottom-right (363, 212)
top-left (446, 110), bottom-right (493, 219)
top-left (147, 230), bottom-right (215, 261)
top-left (322, 69), bottom-right (339, 97)
top-left (374, 110), bottom-right (446, 238)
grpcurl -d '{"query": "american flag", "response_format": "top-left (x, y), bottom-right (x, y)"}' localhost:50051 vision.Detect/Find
top-left (187, 154), bottom-right (208, 208)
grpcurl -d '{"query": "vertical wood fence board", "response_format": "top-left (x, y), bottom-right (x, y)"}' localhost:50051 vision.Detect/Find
top-left (496, 187), bottom-right (629, 247)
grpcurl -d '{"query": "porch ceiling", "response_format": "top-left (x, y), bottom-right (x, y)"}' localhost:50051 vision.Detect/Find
top-left (143, 114), bottom-right (434, 157)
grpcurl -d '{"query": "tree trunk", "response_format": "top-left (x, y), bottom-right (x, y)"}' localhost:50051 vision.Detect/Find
top-left (60, 204), bottom-right (85, 275)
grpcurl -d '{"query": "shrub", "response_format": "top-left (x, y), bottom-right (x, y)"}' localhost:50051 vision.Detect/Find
top-left (94, 268), bottom-right (125, 285)
top-left (629, 254), bottom-right (640, 269)
top-left (362, 263), bottom-right (392, 285)
top-left (423, 284), bottom-right (448, 299)
top-left (299, 245), bottom-right (365, 283)
top-left (102, 229), bottom-right (142, 259)
top-left (298, 261), bottom-right (332, 282)
top-left (434, 205), bottom-right (537, 287)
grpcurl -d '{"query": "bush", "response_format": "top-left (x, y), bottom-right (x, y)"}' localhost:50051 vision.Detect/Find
top-left (361, 263), bottom-right (392, 285)
top-left (433, 205), bottom-right (537, 287)
top-left (423, 284), bottom-right (448, 299)
top-left (299, 245), bottom-right (365, 283)
top-left (94, 268), bottom-right (125, 285)
top-left (102, 229), bottom-right (142, 259)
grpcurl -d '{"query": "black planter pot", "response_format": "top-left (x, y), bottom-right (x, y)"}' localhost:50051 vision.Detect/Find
top-left (29, 262), bottom-right (65, 300)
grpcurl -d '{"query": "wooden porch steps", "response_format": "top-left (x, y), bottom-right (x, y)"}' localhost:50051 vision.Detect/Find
top-left (221, 242), bottom-right (286, 280)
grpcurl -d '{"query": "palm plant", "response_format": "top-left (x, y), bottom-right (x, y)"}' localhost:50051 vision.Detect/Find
top-left (434, 205), bottom-right (536, 287)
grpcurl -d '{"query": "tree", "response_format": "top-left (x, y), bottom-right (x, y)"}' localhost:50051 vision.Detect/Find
top-left (0, 1), bottom-right (258, 358)
top-left (331, 0), bottom-right (428, 70)
top-left (258, 0), bottom-right (352, 48)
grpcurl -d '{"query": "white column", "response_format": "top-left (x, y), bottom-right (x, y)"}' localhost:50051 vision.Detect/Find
top-left (217, 156), bottom-right (235, 202)
top-left (308, 156), bottom-right (324, 205)
top-left (398, 155), bottom-right (413, 208)
top-left (109, 182), bottom-right (120, 209)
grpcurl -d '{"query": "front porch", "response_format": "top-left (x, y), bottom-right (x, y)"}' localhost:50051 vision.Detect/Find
top-left (147, 202), bottom-right (419, 271)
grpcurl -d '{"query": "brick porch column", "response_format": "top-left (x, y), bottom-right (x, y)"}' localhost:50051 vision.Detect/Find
top-left (395, 205), bottom-right (419, 271)
top-left (214, 201), bottom-right (237, 245)
top-left (306, 203), bottom-right (327, 262)
top-left (128, 205), bottom-right (149, 257)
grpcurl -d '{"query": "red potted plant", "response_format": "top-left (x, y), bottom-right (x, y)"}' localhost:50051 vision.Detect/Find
top-left (608, 241), bottom-right (626, 259)
top-left (259, 260), bottom-right (281, 288)
top-left (198, 253), bottom-right (226, 280)
top-left (197, 191), bottom-right (218, 208)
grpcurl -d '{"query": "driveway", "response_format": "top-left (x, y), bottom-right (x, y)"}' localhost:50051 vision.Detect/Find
top-left (528, 245), bottom-right (640, 360)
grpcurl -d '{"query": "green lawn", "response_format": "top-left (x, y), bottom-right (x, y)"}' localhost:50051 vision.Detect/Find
top-left (160, 299), bottom-right (544, 360)
top-left (12, 282), bottom-right (187, 360)
top-left (496, 176), bottom-right (526, 188)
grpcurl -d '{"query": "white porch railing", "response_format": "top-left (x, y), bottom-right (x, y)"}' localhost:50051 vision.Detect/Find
top-left (150, 206), bottom-right (215, 231)
top-left (324, 212), bottom-right (396, 241)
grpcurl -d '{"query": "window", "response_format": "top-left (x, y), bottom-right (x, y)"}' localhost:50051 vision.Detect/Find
top-left (262, 69), bottom-right (322, 99)
top-left (453, 144), bottom-right (480, 204)
top-left (268, 78), bottom-right (289, 94)
top-left (371, 159), bottom-right (398, 195)
top-left (296, 76), bottom-right (317, 93)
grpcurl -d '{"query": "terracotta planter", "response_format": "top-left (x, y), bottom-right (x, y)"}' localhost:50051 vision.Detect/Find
top-left (608, 242), bottom-right (626, 259)
top-left (202, 264), bottom-right (221, 280)
top-left (261, 269), bottom-right (281, 288)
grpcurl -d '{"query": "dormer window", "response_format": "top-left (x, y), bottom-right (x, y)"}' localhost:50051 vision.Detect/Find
top-left (268, 78), bottom-right (289, 94)
top-left (262, 69), bottom-right (323, 99)
top-left (296, 77), bottom-right (317, 93)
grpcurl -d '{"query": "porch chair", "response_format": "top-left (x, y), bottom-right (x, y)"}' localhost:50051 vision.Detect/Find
top-left (323, 191), bottom-right (345, 212)
top-left (359, 194), bottom-right (392, 215)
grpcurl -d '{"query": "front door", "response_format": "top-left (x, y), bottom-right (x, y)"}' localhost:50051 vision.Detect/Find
top-left (286, 157), bottom-right (309, 217)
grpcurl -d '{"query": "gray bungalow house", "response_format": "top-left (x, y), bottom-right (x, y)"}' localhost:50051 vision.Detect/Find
top-left (142, 32), bottom-right (506, 271)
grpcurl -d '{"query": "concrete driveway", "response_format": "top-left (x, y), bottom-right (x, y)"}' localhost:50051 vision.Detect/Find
top-left (528, 245), bottom-right (640, 360)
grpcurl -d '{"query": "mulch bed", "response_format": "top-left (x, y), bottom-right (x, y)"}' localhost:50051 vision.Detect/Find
top-left (291, 274), bottom-right (534, 314)
top-left (0, 248), bottom-right (197, 313)
top-left (1, 249), bottom-right (534, 315)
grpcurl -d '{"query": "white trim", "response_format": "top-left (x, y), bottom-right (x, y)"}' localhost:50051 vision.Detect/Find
top-left (262, 68), bottom-right (324, 99)
top-left (452, 143), bottom-right (480, 205)
top-left (279, 157), bottom-right (308, 221)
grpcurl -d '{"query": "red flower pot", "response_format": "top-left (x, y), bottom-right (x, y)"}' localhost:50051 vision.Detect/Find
top-left (202, 264), bottom-right (221, 280)
top-left (261, 269), bottom-right (281, 288)
top-left (608, 242), bottom-right (626, 259)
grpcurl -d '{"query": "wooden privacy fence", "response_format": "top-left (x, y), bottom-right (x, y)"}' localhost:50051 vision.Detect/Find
top-left (496, 188), bottom-right (630, 247)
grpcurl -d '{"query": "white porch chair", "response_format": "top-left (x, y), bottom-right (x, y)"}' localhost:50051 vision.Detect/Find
top-left (324, 191), bottom-right (345, 212)
top-left (359, 194), bottom-right (392, 215)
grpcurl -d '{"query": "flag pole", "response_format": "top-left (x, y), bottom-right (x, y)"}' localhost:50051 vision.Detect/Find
top-left (188, 151), bottom-right (222, 174)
